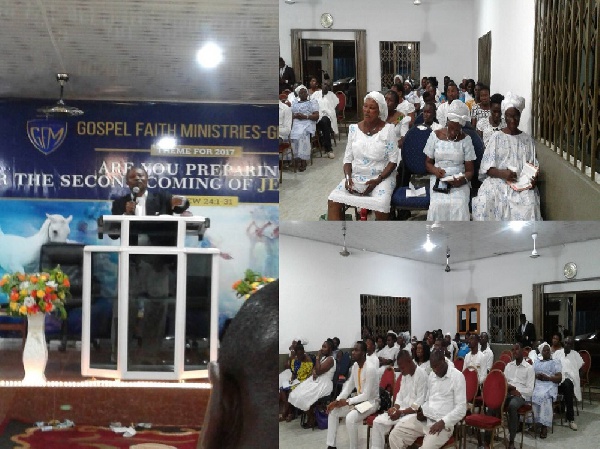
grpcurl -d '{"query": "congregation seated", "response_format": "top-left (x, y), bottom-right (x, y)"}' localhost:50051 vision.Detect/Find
top-left (279, 342), bottom-right (313, 422)
top-left (288, 339), bottom-right (336, 428)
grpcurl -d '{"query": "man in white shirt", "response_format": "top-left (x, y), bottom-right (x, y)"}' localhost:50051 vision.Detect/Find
top-left (388, 350), bottom-right (466, 449)
top-left (371, 350), bottom-right (428, 449)
top-left (311, 80), bottom-right (339, 159)
top-left (553, 336), bottom-right (583, 430)
top-left (445, 333), bottom-right (458, 361)
top-left (379, 332), bottom-right (400, 368)
top-left (480, 332), bottom-right (494, 374)
top-left (365, 335), bottom-right (379, 369)
top-left (499, 343), bottom-right (534, 449)
top-left (326, 341), bottom-right (379, 449)
top-left (463, 334), bottom-right (487, 384)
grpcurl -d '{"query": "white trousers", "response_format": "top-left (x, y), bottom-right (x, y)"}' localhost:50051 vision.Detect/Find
top-left (388, 414), bottom-right (453, 449)
top-left (371, 413), bottom-right (412, 449)
top-left (327, 403), bottom-right (378, 449)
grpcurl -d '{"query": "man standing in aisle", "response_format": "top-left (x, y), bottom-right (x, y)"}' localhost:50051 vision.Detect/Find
top-left (553, 336), bottom-right (583, 431)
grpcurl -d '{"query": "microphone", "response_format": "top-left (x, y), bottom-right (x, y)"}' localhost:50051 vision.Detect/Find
top-left (130, 186), bottom-right (140, 202)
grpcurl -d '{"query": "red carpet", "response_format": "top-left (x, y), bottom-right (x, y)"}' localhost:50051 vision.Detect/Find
top-left (10, 424), bottom-right (200, 448)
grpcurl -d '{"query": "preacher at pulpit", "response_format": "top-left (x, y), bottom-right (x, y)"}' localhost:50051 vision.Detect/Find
top-left (111, 166), bottom-right (189, 246)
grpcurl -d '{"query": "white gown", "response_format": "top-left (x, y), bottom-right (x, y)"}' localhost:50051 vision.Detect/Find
top-left (288, 356), bottom-right (336, 411)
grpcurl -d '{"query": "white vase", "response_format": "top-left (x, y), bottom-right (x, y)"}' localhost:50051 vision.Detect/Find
top-left (22, 313), bottom-right (48, 384)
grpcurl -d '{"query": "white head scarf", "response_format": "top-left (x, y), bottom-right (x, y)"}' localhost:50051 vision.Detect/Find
top-left (394, 74), bottom-right (403, 84)
top-left (446, 100), bottom-right (471, 126)
top-left (364, 91), bottom-right (388, 121)
top-left (501, 92), bottom-right (526, 114)
top-left (386, 330), bottom-right (398, 338)
top-left (294, 84), bottom-right (307, 95)
top-left (538, 341), bottom-right (550, 354)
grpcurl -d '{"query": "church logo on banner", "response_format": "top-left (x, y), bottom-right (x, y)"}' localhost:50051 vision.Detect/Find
top-left (26, 119), bottom-right (68, 155)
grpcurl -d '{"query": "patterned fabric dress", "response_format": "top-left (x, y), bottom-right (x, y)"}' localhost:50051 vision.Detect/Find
top-left (288, 356), bottom-right (336, 411)
top-left (423, 132), bottom-right (476, 221)
top-left (532, 358), bottom-right (562, 427)
top-left (328, 123), bottom-right (399, 213)
top-left (476, 116), bottom-right (506, 148)
top-left (290, 99), bottom-right (319, 161)
top-left (280, 358), bottom-right (314, 391)
top-left (471, 131), bottom-right (542, 221)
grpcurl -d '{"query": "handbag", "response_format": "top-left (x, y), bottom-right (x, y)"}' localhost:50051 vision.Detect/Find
top-left (315, 406), bottom-right (328, 429)
top-left (432, 178), bottom-right (451, 194)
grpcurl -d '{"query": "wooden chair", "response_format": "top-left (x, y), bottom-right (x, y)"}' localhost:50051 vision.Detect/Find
top-left (278, 139), bottom-right (294, 183)
top-left (513, 401), bottom-right (535, 448)
top-left (335, 91), bottom-right (347, 136)
top-left (579, 349), bottom-right (592, 406)
top-left (463, 369), bottom-right (507, 449)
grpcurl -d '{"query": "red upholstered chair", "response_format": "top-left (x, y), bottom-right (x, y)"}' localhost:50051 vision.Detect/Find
top-left (500, 353), bottom-right (512, 365)
top-left (463, 369), bottom-right (507, 449)
top-left (579, 349), bottom-right (592, 407)
top-left (491, 360), bottom-right (506, 372)
top-left (335, 91), bottom-right (347, 136)
top-left (464, 367), bottom-right (479, 412)
top-left (365, 372), bottom-right (402, 448)
top-left (454, 357), bottom-right (464, 372)
top-left (513, 402), bottom-right (535, 448)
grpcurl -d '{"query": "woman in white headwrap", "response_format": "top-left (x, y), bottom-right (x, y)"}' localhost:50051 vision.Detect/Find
top-left (327, 91), bottom-right (399, 220)
top-left (472, 92), bottom-right (542, 220)
top-left (423, 100), bottom-right (476, 220)
top-left (290, 85), bottom-right (319, 172)
top-left (532, 342), bottom-right (562, 439)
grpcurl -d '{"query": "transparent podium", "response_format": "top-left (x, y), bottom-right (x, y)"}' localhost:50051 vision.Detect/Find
top-left (81, 215), bottom-right (219, 380)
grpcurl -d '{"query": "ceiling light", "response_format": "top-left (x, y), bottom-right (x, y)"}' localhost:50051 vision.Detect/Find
top-left (37, 74), bottom-right (84, 117)
top-left (414, 0), bottom-right (422, 5)
top-left (422, 235), bottom-right (435, 252)
top-left (196, 43), bottom-right (223, 69)
top-left (508, 221), bottom-right (527, 232)
top-left (284, 0), bottom-right (296, 4)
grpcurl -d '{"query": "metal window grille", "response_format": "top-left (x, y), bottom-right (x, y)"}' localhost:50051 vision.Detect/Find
top-left (487, 295), bottom-right (522, 344)
top-left (532, 0), bottom-right (599, 181)
top-left (360, 294), bottom-right (411, 339)
top-left (379, 41), bottom-right (420, 90)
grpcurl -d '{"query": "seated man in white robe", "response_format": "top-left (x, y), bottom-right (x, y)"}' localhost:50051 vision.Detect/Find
top-left (371, 350), bottom-right (428, 449)
top-left (311, 80), bottom-right (339, 159)
top-left (553, 336), bottom-right (583, 430)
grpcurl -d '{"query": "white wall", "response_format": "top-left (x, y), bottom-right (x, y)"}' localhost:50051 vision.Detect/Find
top-left (279, 235), bottom-right (445, 353)
top-left (281, 234), bottom-right (600, 353)
top-left (279, 0), bottom-right (477, 92)
top-left (474, 0), bottom-right (536, 133)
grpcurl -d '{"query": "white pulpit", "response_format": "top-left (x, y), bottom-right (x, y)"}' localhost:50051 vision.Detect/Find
top-left (81, 215), bottom-right (219, 380)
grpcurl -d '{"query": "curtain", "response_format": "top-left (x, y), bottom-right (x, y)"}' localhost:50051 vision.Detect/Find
top-left (355, 30), bottom-right (367, 114)
top-left (290, 29), bottom-right (303, 86)
top-left (478, 31), bottom-right (491, 86)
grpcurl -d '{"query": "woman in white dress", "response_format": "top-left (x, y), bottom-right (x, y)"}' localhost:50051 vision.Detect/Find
top-left (472, 92), bottom-right (542, 220)
top-left (424, 100), bottom-right (476, 221)
top-left (288, 339), bottom-right (336, 428)
top-left (327, 91), bottom-right (399, 220)
top-left (476, 93), bottom-right (506, 148)
top-left (290, 85), bottom-right (319, 172)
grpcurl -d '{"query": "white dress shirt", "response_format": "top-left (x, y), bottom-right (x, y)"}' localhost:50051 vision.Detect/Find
top-left (311, 90), bottom-right (339, 134)
top-left (481, 346), bottom-right (494, 374)
top-left (422, 366), bottom-right (467, 428)
top-left (553, 349), bottom-right (584, 401)
top-left (337, 360), bottom-right (379, 407)
top-left (504, 359), bottom-right (535, 399)
top-left (367, 352), bottom-right (380, 369)
top-left (463, 350), bottom-right (488, 384)
top-left (395, 365), bottom-right (429, 409)
top-left (378, 345), bottom-right (399, 365)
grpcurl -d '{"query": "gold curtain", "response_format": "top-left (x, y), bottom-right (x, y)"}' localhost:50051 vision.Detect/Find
top-left (478, 31), bottom-right (491, 86)
top-left (290, 29), bottom-right (303, 85)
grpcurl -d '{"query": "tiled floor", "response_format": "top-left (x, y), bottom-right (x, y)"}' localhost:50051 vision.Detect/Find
top-left (279, 396), bottom-right (600, 449)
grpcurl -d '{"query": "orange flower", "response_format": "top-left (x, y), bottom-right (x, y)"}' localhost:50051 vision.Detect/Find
top-left (17, 273), bottom-right (26, 282)
top-left (232, 280), bottom-right (241, 289)
top-left (10, 291), bottom-right (19, 301)
top-left (45, 286), bottom-right (53, 294)
top-left (62, 278), bottom-right (70, 288)
top-left (0, 278), bottom-right (6, 287)
top-left (44, 303), bottom-right (53, 312)
top-left (29, 275), bottom-right (38, 283)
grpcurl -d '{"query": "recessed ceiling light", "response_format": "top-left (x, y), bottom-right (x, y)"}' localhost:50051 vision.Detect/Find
top-left (196, 42), bottom-right (223, 69)
top-left (508, 221), bottom-right (527, 232)
top-left (422, 235), bottom-right (435, 252)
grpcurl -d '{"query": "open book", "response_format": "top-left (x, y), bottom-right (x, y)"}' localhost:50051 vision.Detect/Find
top-left (508, 162), bottom-right (539, 191)
top-left (353, 401), bottom-right (375, 414)
top-left (440, 172), bottom-right (464, 182)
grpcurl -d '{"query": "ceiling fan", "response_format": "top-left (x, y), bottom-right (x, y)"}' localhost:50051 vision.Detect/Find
top-left (339, 222), bottom-right (350, 257)
top-left (38, 73), bottom-right (84, 117)
top-left (530, 232), bottom-right (540, 258)
top-left (444, 246), bottom-right (451, 272)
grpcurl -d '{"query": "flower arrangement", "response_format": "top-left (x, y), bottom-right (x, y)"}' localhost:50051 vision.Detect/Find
top-left (232, 269), bottom-right (275, 300)
top-left (0, 265), bottom-right (70, 318)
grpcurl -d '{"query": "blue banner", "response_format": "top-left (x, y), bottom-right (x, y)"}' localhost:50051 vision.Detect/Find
top-left (0, 100), bottom-right (279, 204)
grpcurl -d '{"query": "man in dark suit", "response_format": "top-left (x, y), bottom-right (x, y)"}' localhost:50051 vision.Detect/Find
top-left (111, 166), bottom-right (189, 246)
top-left (279, 57), bottom-right (296, 93)
top-left (515, 313), bottom-right (536, 348)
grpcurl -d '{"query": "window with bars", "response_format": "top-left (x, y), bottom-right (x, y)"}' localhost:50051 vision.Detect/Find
top-left (532, 0), bottom-right (599, 181)
top-left (360, 294), bottom-right (411, 339)
top-left (379, 41), bottom-right (420, 90)
top-left (487, 295), bottom-right (522, 344)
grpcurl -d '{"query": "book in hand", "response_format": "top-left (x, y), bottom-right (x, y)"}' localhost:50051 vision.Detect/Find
top-left (440, 172), bottom-right (464, 182)
top-left (353, 401), bottom-right (374, 414)
top-left (508, 163), bottom-right (539, 191)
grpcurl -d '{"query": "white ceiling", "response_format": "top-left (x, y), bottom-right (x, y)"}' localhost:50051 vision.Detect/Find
top-left (0, 0), bottom-right (277, 102)
top-left (281, 221), bottom-right (600, 264)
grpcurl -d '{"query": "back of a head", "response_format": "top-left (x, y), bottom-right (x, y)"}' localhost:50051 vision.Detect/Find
top-left (200, 280), bottom-right (278, 449)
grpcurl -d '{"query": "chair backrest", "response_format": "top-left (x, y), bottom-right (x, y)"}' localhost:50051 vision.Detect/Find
top-left (337, 351), bottom-right (352, 378)
top-left (501, 350), bottom-right (513, 358)
top-left (481, 369), bottom-right (507, 411)
top-left (462, 125), bottom-right (484, 193)
top-left (500, 353), bottom-right (512, 365)
top-left (392, 374), bottom-right (403, 402)
top-left (380, 367), bottom-right (395, 392)
top-left (40, 243), bottom-right (85, 299)
top-left (335, 91), bottom-right (346, 111)
top-left (491, 360), bottom-right (506, 372)
top-left (454, 357), bottom-right (464, 372)
top-left (579, 350), bottom-right (591, 377)
top-left (463, 367), bottom-right (479, 404)
top-left (401, 125), bottom-right (433, 175)
top-left (522, 348), bottom-right (530, 358)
